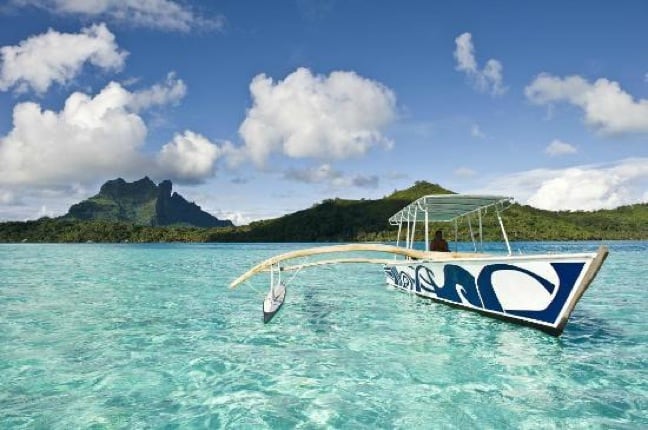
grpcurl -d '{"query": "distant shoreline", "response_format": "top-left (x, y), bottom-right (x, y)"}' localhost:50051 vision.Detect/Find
top-left (1, 220), bottom-right (645, 245)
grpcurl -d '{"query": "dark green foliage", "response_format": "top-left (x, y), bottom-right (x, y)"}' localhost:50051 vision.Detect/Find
top-left (1, 181), bottom-right (646, 242)
top-left (205, 181), bottom-right (455, 242)
top-left (63, 177), bottom-right (232, 228)
top-left (385, 181), bottom-right (453, 200)
top-left (205, 181), bottom-right (647, 242)
top-left (0, 218), bottom-right (223, 243)
top-left (205, 198), bottom-right (407, 242)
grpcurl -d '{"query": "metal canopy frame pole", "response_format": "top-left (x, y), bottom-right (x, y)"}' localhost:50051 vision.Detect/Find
top-left (478, 209), bottom-right (483, 252)
top-left (396, 219), bottom-right (402, 247)
top-left (424, 210), bottom-right (429, 251)
top-left (405, 213), bottom-right (410, 250)
top-left (496, 206), bottom-right (512, 255)
top-left (467, 216), bottom-right (476, 252)
top-left (409, 206), bottom-right (418, 249)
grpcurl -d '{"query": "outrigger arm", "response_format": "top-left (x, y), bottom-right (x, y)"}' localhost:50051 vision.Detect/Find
top-left (235, 244), bottom-right (436, 324)
top-left (230, 243), bottom-right (485, 324)
top-left (229, 243), bottom-right (461, 289)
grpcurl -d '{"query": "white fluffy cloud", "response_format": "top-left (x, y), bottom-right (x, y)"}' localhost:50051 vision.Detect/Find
top-left (157, 130), bottom-right (221, 184)
top-left (0, 82), bottom-right (146, 185)
top-left (545, 139), bottom-right (577, 156)
top-left (0, 23), bottom-right (126, 94)
top-left (525, 74), bottom-right (648, 135)
top-left (238, 68), bottom-right (397, 166)
top-left (0, 75), bottom-right (212, 188)
top-left (12, 0), bottom-right (223, 32)
top-left (210, 209), bottom-right (251, 227)
top-left (454, 33), bottom-right (506, 96)
top-left (128, 72), bottom-right (186, 111)
top-left (477, 158), bottom-right (648, 211)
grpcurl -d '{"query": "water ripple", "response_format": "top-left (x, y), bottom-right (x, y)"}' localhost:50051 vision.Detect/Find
top-left (0, 242), bottom-right (646, 428)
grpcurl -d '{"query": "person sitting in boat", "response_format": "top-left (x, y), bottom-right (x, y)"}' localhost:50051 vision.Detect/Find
top-left (430, 230), bottom-right (449, 252)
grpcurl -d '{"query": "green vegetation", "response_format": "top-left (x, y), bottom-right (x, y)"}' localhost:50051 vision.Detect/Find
top-left (437, 203), bottom-right (648, 242)
top-left (0, 218), bottom-right (227, 243)
top-left (64, 177), bottom-right (232, 227)
top-left (385, 181), bottom-right (453, 200)
top-left (64, 177), bottom-right (159, 224)
top-left (1, 180), bottom-right (646, 243)
top-left (204, 181), bottom-right (453, 242)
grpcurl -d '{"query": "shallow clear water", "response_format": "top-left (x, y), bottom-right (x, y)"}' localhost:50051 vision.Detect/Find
top-left (0, 241), bottom-right (646, 429)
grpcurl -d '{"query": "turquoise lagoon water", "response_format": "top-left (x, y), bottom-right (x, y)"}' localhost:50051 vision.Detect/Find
top-left (0, 241), bottom-right (646, 429)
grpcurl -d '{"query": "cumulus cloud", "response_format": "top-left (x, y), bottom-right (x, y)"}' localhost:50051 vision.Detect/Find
top-left (0, 23), bottom-right (127, 94)
top-left (156, 130), bottom-right (221, 184)
top-left (454, 33), bottom-right (506, 96)
top-left (283, 164), bottom-right (379, 188)
top-left (128, 72), bottom-right (186, 111)
top-left (527, 162), bottom-right (647, 210)
top-left (238, 67), bottom-right (397, 166)
top-left (476, 158), bottom-right (648, 211)
top-left (210, 210), bottom-right (251, 226)
top-left (0, 82), bottom-right (146, 186)
top-left (545, 139), bottom-right (577, 156)
top-left (525, 73), bottom-right (648, 135)
top-left (12, 0), bottom-right (223, 32)
top-left (0, 75), bottom-right (213, 188)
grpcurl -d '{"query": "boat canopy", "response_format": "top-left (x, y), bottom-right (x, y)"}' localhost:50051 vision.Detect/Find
top-left (389, 194), bottom-right (515, 254)
top-left (388, 194), bottom-right (513, 225)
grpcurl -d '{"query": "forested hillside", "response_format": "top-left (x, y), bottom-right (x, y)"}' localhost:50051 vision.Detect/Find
top-left (1, 181), bottom-right (646, 243)
top-left (206, 182), bottom-right (647, 242)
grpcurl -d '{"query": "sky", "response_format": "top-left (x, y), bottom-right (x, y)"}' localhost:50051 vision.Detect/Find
top-left (0, 0), bottom-right (646, 224)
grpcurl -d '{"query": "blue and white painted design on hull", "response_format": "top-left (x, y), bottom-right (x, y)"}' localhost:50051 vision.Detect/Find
top-left (384, 258), bottom-right (592, 331)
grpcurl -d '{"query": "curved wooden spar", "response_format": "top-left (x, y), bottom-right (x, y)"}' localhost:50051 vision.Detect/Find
top-left (277, 257), bottom-right (398, 272)
top-left (229, 243), bottom-right (483, 289)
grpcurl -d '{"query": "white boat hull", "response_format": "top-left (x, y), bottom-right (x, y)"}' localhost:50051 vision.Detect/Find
top-left (384, 248), bottom-right (607, 336)
top-left (263, 282), bottom-right (286, 323)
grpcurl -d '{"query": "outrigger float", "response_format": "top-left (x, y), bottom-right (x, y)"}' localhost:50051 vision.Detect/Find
top-left (230, 194), bottom-right (608, 336)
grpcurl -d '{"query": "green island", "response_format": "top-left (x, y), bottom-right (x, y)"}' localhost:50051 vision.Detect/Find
top-left (1, 179), bottom-right (646, 243)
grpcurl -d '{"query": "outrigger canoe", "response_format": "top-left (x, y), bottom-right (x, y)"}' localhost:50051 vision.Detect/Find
top-left (230, 194), bottom-right (607, 336)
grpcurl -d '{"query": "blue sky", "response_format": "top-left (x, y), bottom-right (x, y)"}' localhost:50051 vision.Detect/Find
top-left (0, 0), bottom-right (646, 224)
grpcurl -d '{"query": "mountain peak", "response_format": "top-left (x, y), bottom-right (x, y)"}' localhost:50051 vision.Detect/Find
top-left (64, 177), bottom-right (232, 228)
top-left (99, 176), bottom-right (157, 200)
top-left (386, 180), bottom-right (454, 201)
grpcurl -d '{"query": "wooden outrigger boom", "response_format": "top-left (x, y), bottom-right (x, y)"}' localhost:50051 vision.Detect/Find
top-left (229, 243), bottom-right (484, 289)
top-left (230, 244), bottom-right (428, 289)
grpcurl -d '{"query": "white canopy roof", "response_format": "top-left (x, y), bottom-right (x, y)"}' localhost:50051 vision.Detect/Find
top-left (388, 194), bottom-right (513, 225)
